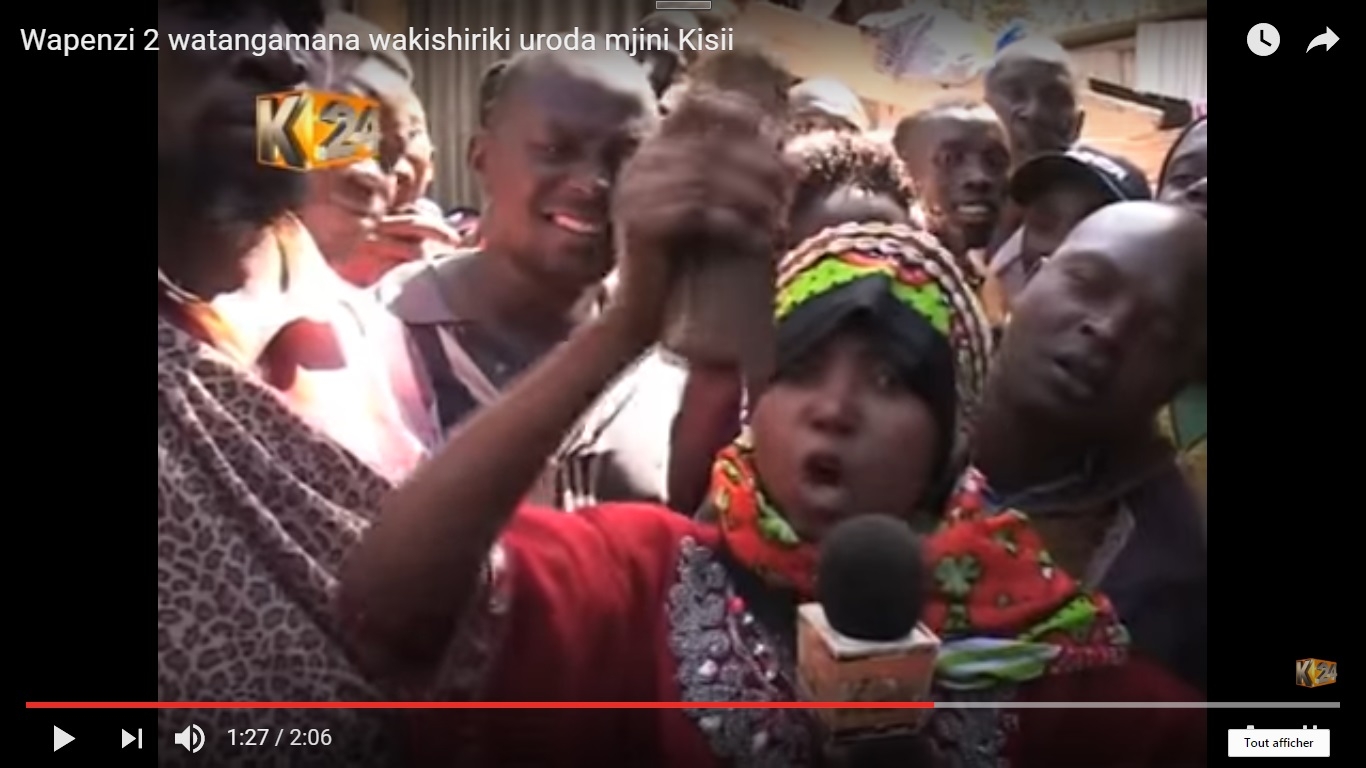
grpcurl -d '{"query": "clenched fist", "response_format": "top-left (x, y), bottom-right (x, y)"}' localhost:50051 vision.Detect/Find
top-left (608, 87), bottom-right (795, 339)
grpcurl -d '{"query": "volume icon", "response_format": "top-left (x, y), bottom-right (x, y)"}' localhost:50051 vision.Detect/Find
top-left (174, 724), bottom-right (205, 753)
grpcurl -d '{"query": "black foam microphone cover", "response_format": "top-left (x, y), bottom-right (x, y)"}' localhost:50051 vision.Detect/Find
top-left (815, 515), bottom-right (926, 642)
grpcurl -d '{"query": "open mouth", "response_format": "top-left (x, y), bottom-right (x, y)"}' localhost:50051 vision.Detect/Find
top-left (954, 203), bottom-right (998, 225)
top-left (546, 212), bottom-right (606, 237)
top-left (801, 452), bottom-right (846, 489)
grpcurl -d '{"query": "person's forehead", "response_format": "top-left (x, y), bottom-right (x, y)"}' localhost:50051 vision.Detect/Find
top-left (925, 110), bottom-right (1006, 144)
top-left (1173, 122), bottom-right (1208, 159)
top-left (800, 321), bottom-right (884, 360)
top-left (817, 186), bottom-right (908, 219)
top-left (1053, 218), bottom-right (1201, 298)
top-left (990, 56), bottom-right (1072, 88)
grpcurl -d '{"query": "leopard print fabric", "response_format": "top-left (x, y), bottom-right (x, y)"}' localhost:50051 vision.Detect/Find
top-left (158, 316), bottom-right (401, 767)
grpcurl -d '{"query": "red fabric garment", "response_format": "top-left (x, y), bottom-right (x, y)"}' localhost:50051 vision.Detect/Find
top-left (406, 504), bottom-right (739, 768)
top-left (405, 502), bottom-right (1207, 767)
top-left (924, 469), bottom-right (1128, 672)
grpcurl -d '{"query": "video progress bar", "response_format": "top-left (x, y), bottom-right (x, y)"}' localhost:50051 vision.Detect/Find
top-left (656, 1), bottom-right (714, 10)
top-left (932, 702), bottom-right (1342, 709)
top-left (27, 701), bottom-right (1341, 710)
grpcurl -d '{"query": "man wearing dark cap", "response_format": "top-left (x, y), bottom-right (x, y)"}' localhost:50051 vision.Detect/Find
top-left (981, 36), bottom-right (1148, 239)
top-left (993, 146), bottom-right (1151, 303)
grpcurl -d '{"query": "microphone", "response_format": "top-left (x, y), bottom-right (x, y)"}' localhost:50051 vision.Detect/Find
top-left (797, 515), bottom-right (940, 754)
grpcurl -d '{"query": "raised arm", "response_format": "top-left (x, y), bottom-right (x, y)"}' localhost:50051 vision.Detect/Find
top-left (338, 90), bottom-right (793, 677)
top-left (667, 363), bottom-right (744, 513)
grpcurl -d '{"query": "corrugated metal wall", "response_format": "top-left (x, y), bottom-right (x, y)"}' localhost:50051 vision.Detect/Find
top-left (1135, 19), bottom-right (1207, 102)
top-left (407, 0), bottom-right (654, 208)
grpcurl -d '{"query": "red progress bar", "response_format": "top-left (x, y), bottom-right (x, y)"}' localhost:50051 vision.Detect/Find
top-left (27, 702), bottom-right (936, 710)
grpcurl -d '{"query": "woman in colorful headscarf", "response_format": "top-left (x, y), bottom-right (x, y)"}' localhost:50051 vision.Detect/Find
top-left (1156, 116), bottom-right (1207, 509)
top-left (666, 128), bottom-right (916, 522)
top-left (341, 215), bottom-right (1202, 766)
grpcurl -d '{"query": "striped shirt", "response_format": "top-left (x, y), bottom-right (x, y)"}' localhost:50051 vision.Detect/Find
top-left (377, 255), bottom-right (688, 510)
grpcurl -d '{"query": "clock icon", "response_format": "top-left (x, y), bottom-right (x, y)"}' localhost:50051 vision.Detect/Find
top-left (1247, 23), bottom-right (1280, 56)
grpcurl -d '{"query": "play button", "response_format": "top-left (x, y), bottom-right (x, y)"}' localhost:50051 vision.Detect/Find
top-left (54, 725), bottom-right (74, 752)
top-left (122, 729), bottom-right (135, 748)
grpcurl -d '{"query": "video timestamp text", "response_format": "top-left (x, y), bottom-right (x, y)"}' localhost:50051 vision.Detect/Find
top-left (228, 728), bottom-right (332, 747)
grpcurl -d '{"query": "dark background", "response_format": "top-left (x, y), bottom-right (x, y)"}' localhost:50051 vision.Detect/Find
top-left (20, 1), bottom-right (1347, 765)
top-left (1214, 5), bottom-right (1347, 765)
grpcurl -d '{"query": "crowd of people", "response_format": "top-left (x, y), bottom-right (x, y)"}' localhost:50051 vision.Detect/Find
top-left (157, 0), bottom-right (1207, 766)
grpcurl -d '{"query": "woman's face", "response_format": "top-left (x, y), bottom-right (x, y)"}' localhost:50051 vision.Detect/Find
top-left (750, 325), bottom-right (940, 543)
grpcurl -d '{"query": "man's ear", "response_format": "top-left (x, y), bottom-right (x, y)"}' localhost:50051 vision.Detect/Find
top-left (466, 132), bottom-right (487, 177)
top-left (1071, 110), bottom-right (1086, 144)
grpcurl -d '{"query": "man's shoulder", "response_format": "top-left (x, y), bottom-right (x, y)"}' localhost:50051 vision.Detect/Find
top-left (373, 250), bottom-right (480, 324)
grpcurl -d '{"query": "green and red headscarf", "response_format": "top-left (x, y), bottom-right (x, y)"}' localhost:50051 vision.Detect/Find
top-left (706, 220), bottom-right (1130, 689)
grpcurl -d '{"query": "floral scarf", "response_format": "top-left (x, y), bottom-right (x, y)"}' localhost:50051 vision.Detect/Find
top-left (1160, 383), bottom-right (1207, 503)
top-left (926, 468), bottom-right (1131, 689)
top-left (709, 449), bottom-right (1131, 689)
top-left (710, 436), bottom-right (819, 597)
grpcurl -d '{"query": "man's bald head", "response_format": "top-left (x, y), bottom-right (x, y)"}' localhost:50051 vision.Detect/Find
top-left (1060, 201), bottom-right (1207, 284)
top-left (1052, 202), bottom-right (1207, 339)
top-left (995, 201), bottom-right (1207, 436)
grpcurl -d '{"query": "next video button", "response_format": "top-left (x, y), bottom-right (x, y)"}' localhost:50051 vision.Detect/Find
top-left (1228, 727), bottom-right (1330, 757)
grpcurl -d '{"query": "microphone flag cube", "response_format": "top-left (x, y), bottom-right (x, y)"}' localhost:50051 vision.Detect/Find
top-left (796, 602), bottom-right (941, 736)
